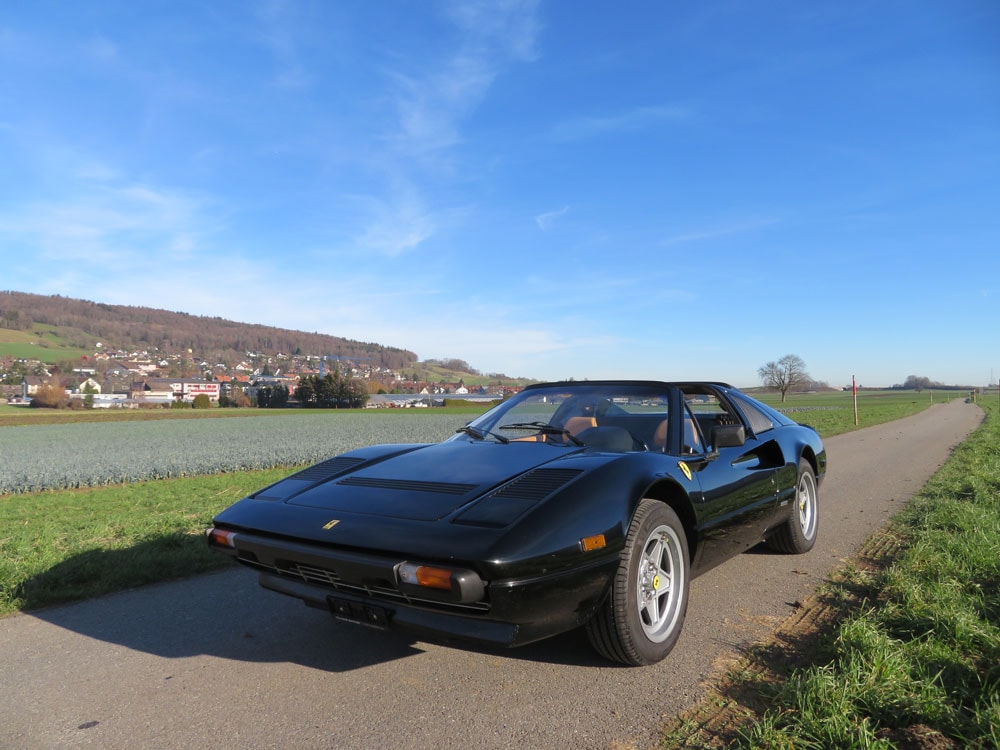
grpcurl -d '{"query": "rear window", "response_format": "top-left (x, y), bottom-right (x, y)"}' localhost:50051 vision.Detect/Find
top-left (730, 394), bottom-right (774, 435)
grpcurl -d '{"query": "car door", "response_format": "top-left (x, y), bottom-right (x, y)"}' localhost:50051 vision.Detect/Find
top-left (682, 389), bottom-right (782, 574)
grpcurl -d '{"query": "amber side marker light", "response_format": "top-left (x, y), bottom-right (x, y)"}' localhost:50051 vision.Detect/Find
top-left (397, 562), bottom-right (453, 591)
top-left (580, 534), bottom-right (607, 552)
top-left (207, 528), bottom-right (237, 549)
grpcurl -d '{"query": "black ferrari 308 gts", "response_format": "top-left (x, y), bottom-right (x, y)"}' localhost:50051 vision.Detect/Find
top-left (208, 380), bottom-right (826, 666)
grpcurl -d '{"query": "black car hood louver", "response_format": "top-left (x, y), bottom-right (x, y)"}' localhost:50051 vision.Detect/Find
top-left (454, 468), bottom-right (584, 528)
top-left (294, 456), bottom-right (367, 482)
top-left (336, 477), bottom-right (478, 495)
top-left (283, 441), bottom-right (584, 522)
top-left (489, 468), bottom-right (584, 500)
top-left (253, 457), bottom-right (367, 501)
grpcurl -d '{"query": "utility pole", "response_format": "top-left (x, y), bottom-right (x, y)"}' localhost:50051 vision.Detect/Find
top-left (853, 374), bottom-right (858, 426)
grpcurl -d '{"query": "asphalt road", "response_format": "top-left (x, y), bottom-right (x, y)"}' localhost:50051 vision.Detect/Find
top-left (0, 399), bottom-right (983, 750)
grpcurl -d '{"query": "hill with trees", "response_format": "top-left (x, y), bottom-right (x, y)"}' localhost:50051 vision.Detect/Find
top-left (0, 291), bottom-right (418, 371)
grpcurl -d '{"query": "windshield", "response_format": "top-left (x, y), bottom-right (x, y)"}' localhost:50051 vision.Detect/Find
top-left (462, 383), bottom-right (673, 452)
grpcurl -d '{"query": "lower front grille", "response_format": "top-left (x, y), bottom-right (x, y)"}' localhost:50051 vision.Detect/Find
top-left (255, 558), bottom-right (490, 614)
top-left (292, 562), bottom-right (343, 587)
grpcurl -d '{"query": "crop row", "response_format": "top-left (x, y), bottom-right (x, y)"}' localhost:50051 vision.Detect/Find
top-left (0, 412), bottom-right (470, 495)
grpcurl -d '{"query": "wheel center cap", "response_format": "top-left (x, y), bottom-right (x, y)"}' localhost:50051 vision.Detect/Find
top-left (652, 574), bottom-right (661, 590)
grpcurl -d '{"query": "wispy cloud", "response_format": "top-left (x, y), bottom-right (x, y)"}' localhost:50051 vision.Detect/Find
top-left (535, 205), bottom-right (569, 231)
top-left (445, 0), bottom-right (541, 63)
top-left (0, 172), bottom-right (221, 265)
top-left (252, 0), bottom-right (311, 88)
top-left (352, 192), bottom-right (435, 258)
top-left (355, 0), bottom-right (542, 256)
top-left (385, 0), bottom-right (541, 159)
top-left (660, 218), bottom-right (779, 246)
top-left (73, 160), bottom-right (120, 182)
top-left (548, 104), bottom-right (691, 143)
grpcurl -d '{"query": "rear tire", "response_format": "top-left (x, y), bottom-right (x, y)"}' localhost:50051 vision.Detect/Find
top-left (585, 499), bottom-right (690, 666)
top-left (767, 459), bottom-right (818, 554)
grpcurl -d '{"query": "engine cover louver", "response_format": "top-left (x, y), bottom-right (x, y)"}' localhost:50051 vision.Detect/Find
top-left (293, 456), bottom-right (367, 482)
top-left (336, 476), bottom-right (478, 495)
top-left (454, 468), bottom-right (584, 528)
top-left (489, 468), bottom-right (584, 500)
top-left (255, 457), bottom-right (369, 501)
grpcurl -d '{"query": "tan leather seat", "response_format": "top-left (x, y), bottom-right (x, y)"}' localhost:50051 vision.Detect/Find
top-left (683, 417), bottom-right (703, 453)
top-left (513, 416), bottom-right (596, 443)
top-left (564, 416), bottom-right (597, 437)
top-left (653, 419), bottom-right (668, 448)
top-left (653, 417), bottom-right (703, 453)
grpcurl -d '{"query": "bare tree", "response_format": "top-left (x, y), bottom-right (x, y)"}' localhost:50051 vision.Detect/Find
top-left (758, 354), bottom-right (810, 402)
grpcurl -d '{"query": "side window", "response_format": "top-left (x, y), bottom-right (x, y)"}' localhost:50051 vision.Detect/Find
top-left (682, 387), bottom-right (744, 449)
top-left (682, 403), bottom-right (704, 454)
top-left (730, 394), bottom-right (774, 436)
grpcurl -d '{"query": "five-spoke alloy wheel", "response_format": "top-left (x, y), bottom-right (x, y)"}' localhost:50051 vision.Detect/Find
top-left (767, 458), bottom-right (819, 554)
top-left (586, 499), bottom-right (690, 666)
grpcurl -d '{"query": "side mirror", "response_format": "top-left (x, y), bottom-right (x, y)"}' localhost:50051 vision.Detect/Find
top-left (712, 423), bottom-right (746, 448)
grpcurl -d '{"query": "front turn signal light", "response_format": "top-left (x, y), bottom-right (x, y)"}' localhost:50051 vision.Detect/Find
top-left (580, 534), bottom-right (607, 552)
top-left (397, 562), bottom-right (453, 591)
top-left (207, 528), bottom-right (237, 549)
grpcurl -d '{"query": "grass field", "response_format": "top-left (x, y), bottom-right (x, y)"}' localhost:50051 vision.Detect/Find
top-left (0, 410), bottom-right (477, 494)
top-left (0, 324), bottom-right (90, 363)
top-left (0, 407), bottom-right (489, 613)
top-left (755, 388), bottom-right (975, 437)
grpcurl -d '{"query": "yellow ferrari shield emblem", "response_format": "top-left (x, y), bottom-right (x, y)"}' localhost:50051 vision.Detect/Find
top-left (322, 519), bottom-right (340, 530)
top-left (678, 461), bottom-right (692, 481)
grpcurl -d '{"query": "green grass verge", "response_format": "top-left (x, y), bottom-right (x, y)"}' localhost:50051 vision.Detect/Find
top-left (0, 469), bottom-right (293, 616)
top-left (666, 397), bottom-right (999, 748)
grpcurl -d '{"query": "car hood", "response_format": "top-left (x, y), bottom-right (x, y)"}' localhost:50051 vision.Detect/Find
top-left (277, 440), bottom-right (582, 522)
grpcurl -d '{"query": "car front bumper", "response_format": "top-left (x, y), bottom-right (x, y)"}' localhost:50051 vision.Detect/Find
top-left (210, 527), bottom-right (618, 648)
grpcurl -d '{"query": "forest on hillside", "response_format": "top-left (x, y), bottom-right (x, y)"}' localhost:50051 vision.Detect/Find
top-left (0, 291), bottom-right (418, 370)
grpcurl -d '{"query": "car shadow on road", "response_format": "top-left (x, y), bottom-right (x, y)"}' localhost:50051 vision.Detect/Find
top-left (432, 625), bottom-right (614, 668)
top-left (22, 563), bottom-right (430, 672)
top-left (23, 560), bottom-right (610, 672)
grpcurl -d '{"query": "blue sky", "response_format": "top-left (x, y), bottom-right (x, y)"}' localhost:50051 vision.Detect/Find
top-left (1, 1), bottom-right (997, 388)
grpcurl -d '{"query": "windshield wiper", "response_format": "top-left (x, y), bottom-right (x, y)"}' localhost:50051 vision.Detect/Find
top-left (456, 425), bottom-right (509, 443)
top-left (456, 425), bottom-right (485, 440)
top-left (498, 421), bottom-right (584, 446)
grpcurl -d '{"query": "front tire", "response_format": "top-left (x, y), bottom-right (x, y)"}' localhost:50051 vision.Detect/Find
top-left (585, 499), bottom-right (690, 666)
top-left (767, 459), bottom-right (818, 554)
